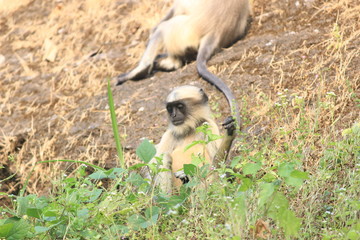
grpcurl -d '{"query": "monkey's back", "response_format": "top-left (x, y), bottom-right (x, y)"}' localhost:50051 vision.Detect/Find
top-left (176, 0), bottom-right (251, 47)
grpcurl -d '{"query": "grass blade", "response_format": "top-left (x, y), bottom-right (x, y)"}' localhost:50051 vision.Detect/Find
top-left (107, 79), bottom-right (125, 168)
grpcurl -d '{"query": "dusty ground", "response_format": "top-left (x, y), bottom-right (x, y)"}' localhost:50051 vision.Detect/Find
top-left (0, 0), bottom-right (359, 206)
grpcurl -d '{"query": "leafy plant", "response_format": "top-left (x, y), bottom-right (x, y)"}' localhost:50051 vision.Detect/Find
top-left (1, 84), bottom-right (358, 239)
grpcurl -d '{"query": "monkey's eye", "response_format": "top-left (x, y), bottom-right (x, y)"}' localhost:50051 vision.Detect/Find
top-left (177, 103), bottom-right (184, 110)
top-left (166, 106), bottom-right (173, 113)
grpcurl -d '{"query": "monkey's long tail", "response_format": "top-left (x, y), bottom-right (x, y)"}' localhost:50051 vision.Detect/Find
top-left (197, 60), bottom-right (241, 129)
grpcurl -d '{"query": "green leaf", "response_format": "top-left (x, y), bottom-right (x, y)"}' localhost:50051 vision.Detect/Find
top-left (84, 189), bottom-right (102, 202)
top-left (107, 168), bottom-right (126, 179)
top-left (147, 163), bottom-right (158, 174)
top-left (110, 225), bottom-right (129, 235)
top-left (346, 229), bottom-right (360, 240)
top-left (127, 214), bottom-right (148, 230)
top-left (278, 162), bottom-right (294, 178)
top-left (184, 179), bottom-right (200, 188)
top-left (278, 208), bottom-right (301, 237)
top-left (16, 195), bottom-right (32, 216)
top-left (239, 178), bottom-right (253, 192)
top-left (230, 156), bottom-right (242, 168)
top-left (230, 172), bottom-right (244, 179)
top-left (2, 217), bottom-right (31, 240)
top-left (88, 170), bottom-right (108, 180)
top-left (184, 140), bottom-right (206, 152)
top-left (89, 168), bottom-right (126, 180)
top-left (26, 208), bottom-right (42, 219)
top-left (206, 132), bottom-right (223, 142)
top-left (258, 183), bottom-right (275, 208)
top-left (242, 162), bottom-right (262, 175)
top-left (261, 172), bottom-right (277, 182)
top-left (136, 139), bottom-right (156, 163)
top-left (145, 206), bottom-right (160, 226)
top-left (284, 176), bottom-right (304, 188)
top-left (184, 164), bottom-right (197, 176)
top-left (63, 177), bottom-right (77, 184)
top-left (77, 208), bottom-right (89, 218)
top-left (43, 210), bottom-right (57, 222)
top-left (117, 207), bottom-right (133, 215)
top-left (126, 173), bottom-right (147, 187)
top-left (272, 192), bottom-right (289, 209)
top-left (126, 193), bottom-right (137, 203)
top-left (158, 191), bottom-right (189, 210)
top-left (290, 170), bottom-right (309, 179)
top-left (191, 153), bottom-right (206, 166)
top-left (127, 208), bottom-right (159, 230)
top-left (199, 164), bottom-right (211, 178)
top-left (34, 226), bottom-right (49, 234)
top-left (278, 163), bottom-right (306, 188)
top-left (158, 168), bottom-right (171, 173)
top-left (129, 163), bottom-right (147, 170)
top-left (0, 223), bottom-right (13, 238)
top-left (268, 192), bottom-right (289, 219)
top-left (232, 192), bottom-right (246, 225)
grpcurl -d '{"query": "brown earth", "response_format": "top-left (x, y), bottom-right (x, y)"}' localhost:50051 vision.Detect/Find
top-left (0, 0), bottom-right (359, 206)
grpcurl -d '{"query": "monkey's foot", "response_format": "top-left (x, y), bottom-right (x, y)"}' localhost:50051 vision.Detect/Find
top-left (223, 116), bottom-right (236, 136)
top-left (155, 57), bottom-right (183, 71)
top-left (174, 170), bottom-right (189, 184)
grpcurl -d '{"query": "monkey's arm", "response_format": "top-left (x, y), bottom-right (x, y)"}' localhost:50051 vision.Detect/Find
top-left (147, 130), bottom-right (176, 194)
top-left (196, 35), bottom-right (241, 127)
top-left (213, 116), bottom-right (236, 168)
top-left (153, 153), bottom-right (173, 194)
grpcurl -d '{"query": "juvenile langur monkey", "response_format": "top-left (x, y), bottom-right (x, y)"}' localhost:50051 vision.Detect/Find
top-left (145, 85), bottom-right (236, 193)
top-left (117, 0), bottom-right (252, 126)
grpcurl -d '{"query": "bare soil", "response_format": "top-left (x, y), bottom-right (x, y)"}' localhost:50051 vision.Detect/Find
top-left (0, 0), bottom-right (359, 206)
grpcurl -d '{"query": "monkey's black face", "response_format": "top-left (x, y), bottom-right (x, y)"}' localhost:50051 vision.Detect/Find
top-left (166, 101), bottom-right (187, 126)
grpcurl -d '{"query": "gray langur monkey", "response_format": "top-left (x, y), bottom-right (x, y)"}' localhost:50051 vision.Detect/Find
top-left (144, 85), bottom-right (236, 194)
top-left (116, 0), bottom-right (252, 126)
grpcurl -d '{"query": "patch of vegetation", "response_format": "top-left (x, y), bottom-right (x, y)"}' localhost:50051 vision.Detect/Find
top-left (1, 84), bottom-right (358, 239)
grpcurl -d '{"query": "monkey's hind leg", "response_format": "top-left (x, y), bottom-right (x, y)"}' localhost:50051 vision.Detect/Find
top-left (155, 55), bottom-right (183, 72)
top-left (116, 30), bottom-right (164, 85)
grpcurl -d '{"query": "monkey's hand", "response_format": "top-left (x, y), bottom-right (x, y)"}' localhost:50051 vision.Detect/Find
top-left (222, 116), bottom-right (236, 136)
top-left (174, 170), bottom-right (190, 184)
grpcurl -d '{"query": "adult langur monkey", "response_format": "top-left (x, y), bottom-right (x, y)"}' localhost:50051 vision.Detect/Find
top-left (116, 0), bottom-right (252, 126)
top-left (144, 85), bottom-right (236, 193)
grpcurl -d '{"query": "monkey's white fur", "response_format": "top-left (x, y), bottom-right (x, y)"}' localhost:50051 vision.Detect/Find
top-left (145, 86), bottom-right (234, 194)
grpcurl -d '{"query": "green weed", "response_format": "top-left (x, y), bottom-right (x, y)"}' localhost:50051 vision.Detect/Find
top-left (1, 87), bottom-right (358, 239)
